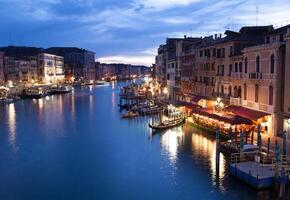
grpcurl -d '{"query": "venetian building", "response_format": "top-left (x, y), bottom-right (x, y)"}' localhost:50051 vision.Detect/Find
top-left (0, 52), bottom-right (4, 84)
top-left (283, 26), bottom-right (290, 138)
top-left (241, 29), bottom-right (285, 137)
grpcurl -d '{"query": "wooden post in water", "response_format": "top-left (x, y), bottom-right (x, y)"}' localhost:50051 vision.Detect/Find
top-left (267, 137), bottom-right (271, 156)
top-left (279, 167), bottom-right (286, 199)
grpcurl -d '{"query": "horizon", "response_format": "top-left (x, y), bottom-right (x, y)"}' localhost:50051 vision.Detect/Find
top-left (0, 0), bottom-right (290, 66)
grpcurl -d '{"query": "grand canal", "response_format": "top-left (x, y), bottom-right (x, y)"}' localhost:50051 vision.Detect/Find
top-left (0, 81), bottom-right (286, 199)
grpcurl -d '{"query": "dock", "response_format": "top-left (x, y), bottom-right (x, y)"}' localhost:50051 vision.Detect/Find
top-left (229, 152), bottom-right (290, 189)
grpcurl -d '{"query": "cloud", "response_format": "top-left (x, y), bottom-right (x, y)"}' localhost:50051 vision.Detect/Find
top-left (134, 0), bottom-right (201, 10)
top-left (97, 55), bottom-right (155, 66)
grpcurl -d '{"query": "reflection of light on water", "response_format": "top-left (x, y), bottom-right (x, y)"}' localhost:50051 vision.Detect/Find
top-left (89, 86), bottom-right (93, 91)
top-left (111, 81), bottom-right (115, 90)
top-left (89, 95), bottom-right (93, 113)
top-left (112, 92), bottom-right (115, 113)
top-left (191, 133), bottom-right (226, 191)
top-left (160, 127), bottom-right (184, 165)
top-left (7, 104), bottom-right (18, 151)
top-left (38, 98), bottom-right (44, 110)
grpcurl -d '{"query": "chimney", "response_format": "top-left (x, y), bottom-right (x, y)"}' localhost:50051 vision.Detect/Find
top-left (214, 34), bottom-right (217, 40)
top-left (219, 34), bottom-right (222, 39)
top-left (184, 35), bottom-right (187, 39)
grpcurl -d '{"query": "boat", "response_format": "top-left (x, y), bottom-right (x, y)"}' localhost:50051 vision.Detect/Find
top-left (20, 87), bottom-right (46, 99)
top-left (149, 116), bottom-right (185, 130)
top-left (94, 80), bottom-right (109, 86)
top-left (122, 111), bottom-right (139, 118)
top-left (52, 85), bottom-right (72, 94)
top-left (139, 105), bottom-right (162, 115)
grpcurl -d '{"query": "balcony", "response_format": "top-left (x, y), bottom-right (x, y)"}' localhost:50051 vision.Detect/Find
top-left (231, 72), bottom-right (243, 79)
top-left (263, 73), bottom-right (278, 80)
top-left (249, 72), bottom-right (262, 80)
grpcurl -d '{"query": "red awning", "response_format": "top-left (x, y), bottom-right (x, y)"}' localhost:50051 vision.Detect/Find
top-left (191, 107), bottom-right (253, 125)
top-left (224, 105), bottom-right (270, 121)
top-left (191, 95), bottom-right (211, 103)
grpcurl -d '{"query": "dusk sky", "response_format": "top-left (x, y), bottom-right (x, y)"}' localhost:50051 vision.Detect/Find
top-left (1, 0), bottom-right (290, 66)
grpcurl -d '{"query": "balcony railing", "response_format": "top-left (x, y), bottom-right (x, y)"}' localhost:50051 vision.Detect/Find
top-left (231, 72), bottom-right (243, 79)
top-left (249, 72), bottom-right (262, 79)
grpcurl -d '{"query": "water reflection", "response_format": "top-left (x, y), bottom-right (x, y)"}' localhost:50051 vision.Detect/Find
top-left (160, 127), bottom-right (184, 165)
top-left (7, 103), bottom-right (18, 151)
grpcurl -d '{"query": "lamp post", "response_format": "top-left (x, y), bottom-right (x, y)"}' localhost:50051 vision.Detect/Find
top-left (214, 97), bottom-right (224, 113)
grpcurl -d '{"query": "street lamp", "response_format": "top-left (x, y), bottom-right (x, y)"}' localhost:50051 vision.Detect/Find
top-left (163, 87), bottom-right (168, 95)
top-left (215, 97), bottom-right (224, 112)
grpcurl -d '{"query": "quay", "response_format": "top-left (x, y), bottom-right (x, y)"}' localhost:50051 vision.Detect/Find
top-left (229, 152), bottom-right (290, 189)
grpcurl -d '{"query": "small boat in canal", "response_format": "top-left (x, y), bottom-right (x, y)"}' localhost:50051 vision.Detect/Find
top-left (149, 116), bottom-right (185, 130)
top-left (49, 85), bottom-right (72, 94)
top-left (122, 111), bottom-right (139, 118)
top-left (139, 105), bottom-right (162, 115)
top-left (94, 80), bottom-right (109, 86)
top-left (20, 87), bottom-right (46, 99)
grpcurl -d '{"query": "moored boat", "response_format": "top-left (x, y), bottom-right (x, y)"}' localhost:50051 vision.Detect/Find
top-left (94, 80), bottom-right (110, 86)
top-left (122, 111), bottom-right (139, 118)
top-left (20, 87), bottom-right (46, 99)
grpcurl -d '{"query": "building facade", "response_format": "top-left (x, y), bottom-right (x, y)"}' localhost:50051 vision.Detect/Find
top-left (45, 47), bottom-right (96, 81)
top-left (0, 52), bottom-right (4, 84)
top-left (155, 24), bottom-right (290, 138)
top-left (38, 53), bottom-right (65, 84)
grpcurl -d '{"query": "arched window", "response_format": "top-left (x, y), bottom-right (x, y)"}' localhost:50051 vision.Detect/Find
top-left (238, 86), bottom-right (242, 98)
top-left (244, 83), bottom-right (247, 100)
top-left (221, 85), bottom-right (224, 95)
top-left (256, 56), bottom-right (260, 73)
top-left (234, 86), bottom-right (238, 97)
top-left (229, 85), bottom-right (232, 97)
top-left (269, 85), bottom-right (273, 105)
top-left (255, 84), bottom-right (259, 102)
top-left (245, 57), bottom-right (248, 73)
top-left (270, 54), bottom-right (275, 74)
top-left (239, 62), bottom-right (243, 73)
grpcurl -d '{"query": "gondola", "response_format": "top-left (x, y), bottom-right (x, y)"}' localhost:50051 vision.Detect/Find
top-left (149, 117), bottom-right (185, 130)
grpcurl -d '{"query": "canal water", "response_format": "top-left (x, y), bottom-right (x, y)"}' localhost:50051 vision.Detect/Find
top-left (0, 81), bottom-right (287, 200)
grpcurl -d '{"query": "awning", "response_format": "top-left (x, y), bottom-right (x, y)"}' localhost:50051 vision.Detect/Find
top-left (191, 95), bottom-right (211, 103)
top-left (224, 105), bottom-right (270, 121)
top-left (192, 108), bottom-right (253, 125)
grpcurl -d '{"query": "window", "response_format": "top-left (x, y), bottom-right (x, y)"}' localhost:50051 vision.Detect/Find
top-left (229, 64), bottom-right (232, 76)
top-left (245, 57), bottom-right (248, 73)
top-left (269, 85), bottom-right (273, 105)
top-left (280, 34), bottom-right (284, 42)
top-left (167, 74), bottom-right (170, 80)
top-left (229, 85), bottom-right (232, 97)
top-left (213, 48), bottom-right (216, 57)
top-left (256, 56), bottom-right (260, 73)
top-left (235, 63), bottom-right (238, 72)
top-left (230, 46), bottom-right (233, 56)
top-left (222, 48), bottom-right (225, 58)
top-left (244, 83), bottom-right (247, 100)
top-left (270, 54), bottom-right (275, 74)
top-left (239, 62), bottom-right (243, 73)
top-left (266, 37), bottom-right (270, 43)
top-left (238, 86), bottom-right (242, 98)
top-left (255, 84), bottom-right (259, 102)
top-left (221, 85), bottom-right (224, 95)
top-left (200, 51), bottom-right (203, 57)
